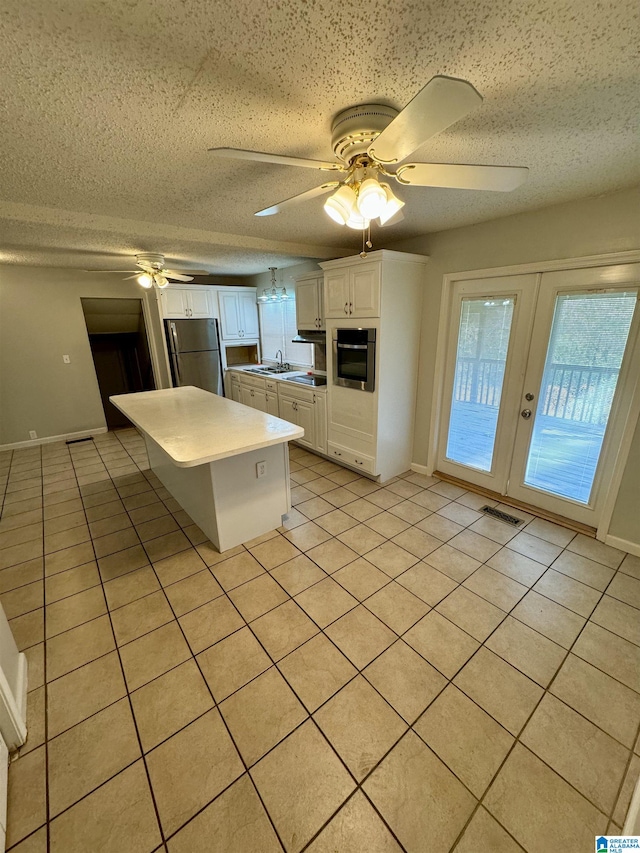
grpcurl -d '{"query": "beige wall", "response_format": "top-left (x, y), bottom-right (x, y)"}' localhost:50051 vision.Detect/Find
top-left (390, 185), bottom-right (640, 545)
top-left (0, 268), bottom-right (168, 446)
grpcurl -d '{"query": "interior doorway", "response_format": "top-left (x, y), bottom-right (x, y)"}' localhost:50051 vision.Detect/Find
top-left (81, 298), bottom-right (156, 429)
top-left (435, 264), bottom-right (640, 527)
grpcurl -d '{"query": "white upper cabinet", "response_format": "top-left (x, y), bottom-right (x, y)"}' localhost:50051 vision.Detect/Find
top-left (324, 263), bottom-right (380, 318)
top-left (218, 289), bottom-right (259, 340)
top-left (188, 288), bottom-right (212, 318)
top-left (295, 274), bottom-right (325, 330)
top-left (238, 291), bottom-right (260, 338)
top-left (325, 270), bottom-right (351, 318)
top-left (161, 286), bottom-right (213, 319)
top-left (350, 264), bottom-right (381, 317)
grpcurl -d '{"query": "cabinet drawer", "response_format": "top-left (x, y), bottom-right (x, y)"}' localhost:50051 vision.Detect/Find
top-left (277, 382), bottom-right (315, 403)
top-left (265, 380), bottom-right (278, 392)
top-left (240, 374), bottom-right (267, 390)
top-left (327, 442), bottom-right (376, 474)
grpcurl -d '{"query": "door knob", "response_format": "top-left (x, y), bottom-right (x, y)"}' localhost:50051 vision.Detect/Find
top-left (521, 409), bottom-right (532, 419)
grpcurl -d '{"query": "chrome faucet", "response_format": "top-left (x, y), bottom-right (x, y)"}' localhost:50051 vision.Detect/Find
top-left (275, 349), bottom-right (283, 367)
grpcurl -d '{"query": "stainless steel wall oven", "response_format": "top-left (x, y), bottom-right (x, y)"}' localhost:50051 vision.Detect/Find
top-left (332, 327), bottom-right (376, 392)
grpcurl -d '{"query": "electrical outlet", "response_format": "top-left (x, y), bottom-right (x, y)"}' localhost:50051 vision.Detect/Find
top-left (29, 430), bottom-right (37, 440)
top-left (63, 355), bottom-right (71, 364)
top-left (256, 461), bottom-right (267, 479)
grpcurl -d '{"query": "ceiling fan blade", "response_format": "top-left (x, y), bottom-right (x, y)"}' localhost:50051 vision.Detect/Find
top-left (209, 147), bottom-right (345, 172)
top-left (368, 76), bottom-right (483, 165)
top-left (163, 272), bottom-right (194, 282)
top-left (123, 274), bottom-right (140, 280)
top-left (395, 162), bottom-right (529, 191)
top-left (255, 181), bottom-right (340, 216)
top-left (84, 269), bottom-right (139, 273)
top-left (164, 269), bottom-right (210, 276)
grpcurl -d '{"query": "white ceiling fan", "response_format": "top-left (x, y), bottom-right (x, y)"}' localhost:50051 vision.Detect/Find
top-left (87, 253), bottom-right (209, 288)
top-left (209, 75), bottom-right (529, 230)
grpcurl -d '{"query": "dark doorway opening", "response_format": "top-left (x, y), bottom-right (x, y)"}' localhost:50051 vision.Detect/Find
top-left (81, 298), bottom-right (156, 429)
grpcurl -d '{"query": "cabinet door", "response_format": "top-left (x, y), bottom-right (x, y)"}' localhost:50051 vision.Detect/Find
top-left (324, 271), bottom-right (350, 318)
top-left (296, 279), bottom-right (321, 328)
top-left (350, 264), bottom-right (381, 317)
top-left (278, 396), bottom-right (297, 426)
top-left (188, 289), bottom-right (212, 318)
top-left (239, 291), bottom-right (260, 339)
top-left (230, 378), bottom-right (242, 403)
top-left (240, 385), bottom-right (254, 408)
top-left (314, 393), bottom-right (327, 454)
top-left (219, 292), bottom-right (241, 339)
top-left (265, 392), bottom-right (279, 417)
top-left (295, 399), bottom-right (315, 449)
top-left (162, 288), bottom-right (189, 318)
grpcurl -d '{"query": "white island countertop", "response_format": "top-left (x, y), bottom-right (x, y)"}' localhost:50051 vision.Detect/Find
top-left (111, 386), bottom-right (304, 468)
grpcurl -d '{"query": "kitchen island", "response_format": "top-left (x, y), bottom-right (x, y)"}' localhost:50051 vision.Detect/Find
top-left (110, 386), bottom-right (304, 552)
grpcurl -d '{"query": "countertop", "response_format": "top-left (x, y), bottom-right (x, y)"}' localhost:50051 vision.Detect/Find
top-left (110, 386), bottom-right (304, 468)
top-left (227, 366), bottom-right (328, 391)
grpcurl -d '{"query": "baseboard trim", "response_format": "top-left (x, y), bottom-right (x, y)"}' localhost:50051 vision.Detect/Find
top-left (0, 427), bottom-right (107, 452)
top-left (410, 462), bottom-right (432, 476)
top-left (605, 535), bottom-right (640, 558)
top-left (432, 470), bottom-right (597, 538)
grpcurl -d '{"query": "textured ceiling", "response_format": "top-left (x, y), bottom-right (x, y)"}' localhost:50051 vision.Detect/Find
top-left (1, 0), bottom-right (639, 275)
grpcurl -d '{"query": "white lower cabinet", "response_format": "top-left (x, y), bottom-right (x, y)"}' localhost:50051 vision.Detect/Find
top-left (240, 384), bottom-right (267, 412)
top-left (230, 371), bottom-right (329, 456)
top-left (277, 384), bottom-right (327, 454)
top-left (327, 441), bottom-right (375, 474)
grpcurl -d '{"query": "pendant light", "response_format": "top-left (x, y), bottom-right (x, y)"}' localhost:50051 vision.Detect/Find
top-left (257, 267), bottom-right (289, 303)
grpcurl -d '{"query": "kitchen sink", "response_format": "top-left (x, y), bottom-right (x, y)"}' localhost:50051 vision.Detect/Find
top-left (244, 366), bottom-right (294, 375)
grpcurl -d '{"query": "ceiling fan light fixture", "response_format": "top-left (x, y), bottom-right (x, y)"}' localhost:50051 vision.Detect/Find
top-left (323, 184), bottom-right (357, 225)
top-left (378, 183), bottom-right (405, 225)
top-left (345, 211), bottom-right (370, 231)
top-left (356, 177), bottom-right (387, 220)
top-left (137, 272), bottom-right (154, 288)
top-left (154, 273), bottom-right (169, 288)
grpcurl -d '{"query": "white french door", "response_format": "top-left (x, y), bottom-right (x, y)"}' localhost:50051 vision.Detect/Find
top-left (436, 264), bottom-right (640, 526)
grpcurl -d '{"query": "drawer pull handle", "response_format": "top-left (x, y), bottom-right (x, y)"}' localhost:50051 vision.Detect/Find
top-left (334, 451), bottom-right (342, 457)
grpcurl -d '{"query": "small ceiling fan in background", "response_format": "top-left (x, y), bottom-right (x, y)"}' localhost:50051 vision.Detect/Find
top-left (209, 75), bottom-right (529, 232)
top-left (87, 253), bottom-right (209, 288)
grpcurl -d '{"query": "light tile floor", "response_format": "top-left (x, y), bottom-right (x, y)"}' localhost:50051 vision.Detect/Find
top-left (1, 429), bottom-right (640, 852)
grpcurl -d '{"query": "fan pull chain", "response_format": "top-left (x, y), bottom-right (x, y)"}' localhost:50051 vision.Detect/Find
top-left (360, 222), bottom-right (373, 259)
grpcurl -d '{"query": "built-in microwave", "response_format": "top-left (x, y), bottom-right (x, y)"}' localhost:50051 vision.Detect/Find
top-left (332, 328), bottom-right (376, 392)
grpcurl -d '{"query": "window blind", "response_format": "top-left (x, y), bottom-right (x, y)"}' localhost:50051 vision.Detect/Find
top-left (259, 296), bottom-right (313, 367)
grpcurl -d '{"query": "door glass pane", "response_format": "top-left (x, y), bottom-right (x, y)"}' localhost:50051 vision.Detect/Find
top-left (524, 291), bottom-right (637, 503)
top-left (446, 297), bottom-right (515, 471)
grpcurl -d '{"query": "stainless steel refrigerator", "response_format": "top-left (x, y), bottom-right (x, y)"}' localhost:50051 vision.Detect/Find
top-left (164, 318), bottom-right (225, 396)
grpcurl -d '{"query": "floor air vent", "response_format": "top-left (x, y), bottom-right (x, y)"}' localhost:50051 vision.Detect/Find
top-left (65, 436), bottom-right (94, 445)
top-left (481, 505), bottom-right (524, 527)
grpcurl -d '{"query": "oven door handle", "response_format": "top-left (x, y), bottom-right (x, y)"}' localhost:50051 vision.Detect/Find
top-left (336, 343), bottom-right (368, 350)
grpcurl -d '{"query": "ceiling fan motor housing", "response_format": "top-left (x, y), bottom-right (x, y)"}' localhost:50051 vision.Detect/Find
top-left (331, 104), bottom-right (399, 164)
top-left (136, 252), bottom-right (165, 270)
